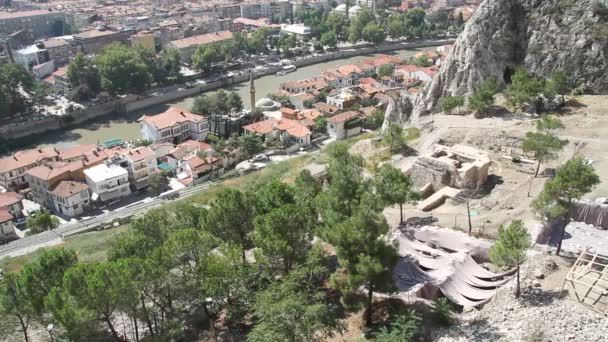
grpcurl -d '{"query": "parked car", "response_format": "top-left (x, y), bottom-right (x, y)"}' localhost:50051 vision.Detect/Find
top-left (252, 154), bottom-right (269, 162)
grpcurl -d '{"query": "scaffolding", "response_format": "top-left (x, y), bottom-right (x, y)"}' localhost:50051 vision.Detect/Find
top-left (561, 247), bottom-right (608, 315)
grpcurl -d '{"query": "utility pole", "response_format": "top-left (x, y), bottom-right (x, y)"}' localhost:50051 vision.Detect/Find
top-left (249, 72), bottom-right (255, 111)
top-left (467, 200), bottom-right (472, 235)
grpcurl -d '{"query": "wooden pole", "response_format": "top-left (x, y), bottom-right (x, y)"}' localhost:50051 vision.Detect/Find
top-left (467, 201), bottom-right (472, 235)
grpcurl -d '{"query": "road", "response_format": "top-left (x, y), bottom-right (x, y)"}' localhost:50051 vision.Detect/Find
top-left (0, 179), bottom-right (222, 259)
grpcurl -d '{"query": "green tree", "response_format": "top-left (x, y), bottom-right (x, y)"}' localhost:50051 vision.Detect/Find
top-left (314, 116), bottom-right (327, 133)
top-left (544, 70), bottom-right (570, 102)
top-left (248, 256), bottom-right (342, 342)
top-left (374, 309), bottom-right (421, 342)
top-left (239, 134), bottom-right (264, 160)
top-left (27, 210), bottom-right (59, 235)
top-left (228, 91), bottom-right (243, 111)
top-left (536, 114), bottom-right (565, 131)
top-left (388, 13), bottom-right (407, 39)
top-left (96, 43), bottom-right (152, 94)
top-left (504, 67), bottom-right (544, 112)
top-left (467, 77), bottom-right (499, 114)
top-left (67, 53), bottom-right (100, 92)
top-left (522, 132), bottom-right (567, 177)
top-left (148, 171), bottom-right (168, 195)
top-left (0, 63), bottom-right (35, 114)
top-left (192, 93), bottom-right (218, 115)
top-left (375, 164), bottom-right (419, 224)
top-left (294, 169), bottom-right (323, 203)
top-left (250, 27), bottom-right (270, 53)
top-left (489, 220), bottom-right (530, 297)
top-left (362, 22), bottom-right (386, 44)
top-left (366, 109), bottom-right (385, 129)
top-left (532, 156), bottom-right (600, 255)
top-left (159, 47), bottom-right (182, 83)
top-left (439, 96), bottom-right (465, 114)
top-left (377, 64), bottom-right (394, 79)
top-left (0, 273), bottom-right (33, 342)
top-left (253, 203), bottom-right (314, 273)
top-left (384, 123), bottom-right (405, 153)
top-left (327, 209), bottom-right (398, 326)
top-left (412, 54), bottom-right (431, 67)
top-left (192, 44), bottom-right (219, 72)
top-left (320, 30), bottom-right (338, 48)
top-left (204, 188), bottom-right (255, 263)
top-left (279, 34), bottom-right (297, 53)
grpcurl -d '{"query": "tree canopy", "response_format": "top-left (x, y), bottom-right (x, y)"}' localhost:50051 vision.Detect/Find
top-left (489, 220), bottom-right (530, 297)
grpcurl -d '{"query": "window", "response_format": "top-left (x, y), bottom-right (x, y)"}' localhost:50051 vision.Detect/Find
top-left (329, 124), bottom-right (335, 129)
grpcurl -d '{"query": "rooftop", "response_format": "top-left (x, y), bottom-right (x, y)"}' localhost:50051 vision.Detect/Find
top-left (0, 10), bottom-right (63, 20)
top-left (139, 107), bottom-right (206, 130)
top-left (0, 147), bottom-right (59, 174)
top-left (327, 111), bottom-right (361, 124)
top-left (171, 30), bottom-right (233, 49)
top-left (50, 180), bottom-right (89, 198)
top-left (0, 192), bottom-right (22, 208)
top-left (26, 160), bottom-right (84, 181)
top-left (0, 208), bottom-right (12, 223)
top-left (84, 163), bottom-right (128, 183)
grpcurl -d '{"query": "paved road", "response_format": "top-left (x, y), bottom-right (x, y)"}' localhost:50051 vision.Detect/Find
top-left (0, 179), bottom-right (222, 258)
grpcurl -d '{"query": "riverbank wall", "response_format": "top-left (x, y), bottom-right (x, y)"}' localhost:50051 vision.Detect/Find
top-left (0, 38), bottom-right (455, 142)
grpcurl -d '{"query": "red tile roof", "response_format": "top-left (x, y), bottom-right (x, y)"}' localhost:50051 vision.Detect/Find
top-left (0, 147), bottom-right (59, 174)
top-left (171, 30), bottom-right (233, 49)
top-left (0, 208), bottom-right (13, 223)
top-left (127, 146), bottom-right (155, 162)
top-left (50, 181), bottom-right (89, 199)
top-left (0, 192), bottom-right (22, 208)
top-left (26, 161), bottom-right (84, 181)
top-left (139, 107), bottom-right (206, 130)
top-left (327, 111), bottom-right (361, 124)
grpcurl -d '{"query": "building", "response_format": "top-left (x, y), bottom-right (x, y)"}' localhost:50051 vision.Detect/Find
top-left (50, 66), bottom-right (70, 94)
top-left (139, 107), bottom-right (210, 144)
top-left (119, 147), bottom-right (158, 190)
top-left (73, 29), bottom-right (133, 54)
top-left (0, 10), bottom-right (66, 40)
top-left (49, 180), bottom-right (90, 217)
top-left (32, 60), bottom-right (55, 79)
top-left (84, 163), bottom-right (131, 203)
top-left (219, 4), bottom-right (242, 19)
top-left (163, 140), bottom-right (213, 173)
top-left (326, 88), bottom-right (359, 109)
top-left (169, 30), bottom-right (233, 63)
top-left (243, 118), bottom-right (311, 147)
top-left (24, 160), bottom-right (86, 208)
top-left (0, 147), bottom-right (59, 190)
top-left (0, 208), bottom-right (15, 240)
top-left (326, 111), bottom-right (364, 140)
top-left (43, 37), bottom-right (73, 66)
top-left (0, 192), bottom-right (24, 222)
top-left (232, 17), bottom-right (280, 32)
top-left (240, 3), bottom-right (264, 19)
top-left (130, 30), bottom-right (155, 50)
top-left (280, 23), bottom-right (312, 40)
top-left (322, 63), bottom-right (375, 88)
top-left (15, 44), bottom-right (47, 68)
top-left (280, 76), bottom-right (328, 94)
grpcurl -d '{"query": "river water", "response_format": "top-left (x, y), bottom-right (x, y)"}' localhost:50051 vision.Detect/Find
top-left (31, 48), bottom-right (422, 149)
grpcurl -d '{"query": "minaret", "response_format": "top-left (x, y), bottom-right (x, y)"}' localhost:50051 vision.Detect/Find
top-left (249, 72), bottom-right (256, 111)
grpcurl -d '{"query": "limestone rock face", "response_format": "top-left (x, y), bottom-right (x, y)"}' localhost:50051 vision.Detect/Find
top-left (389, 0), bottom-right (608, 124)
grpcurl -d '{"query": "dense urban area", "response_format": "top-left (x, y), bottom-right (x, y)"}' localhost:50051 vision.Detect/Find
top-left (0, 0), bottom-right (608, 341)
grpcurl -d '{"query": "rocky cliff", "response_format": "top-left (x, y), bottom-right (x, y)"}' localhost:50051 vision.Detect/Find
top-left (389, 0), bottom-right (608, 124)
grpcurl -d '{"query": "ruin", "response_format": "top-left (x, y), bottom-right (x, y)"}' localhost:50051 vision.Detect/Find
top-left (406, 144), bottom-right (491, 211)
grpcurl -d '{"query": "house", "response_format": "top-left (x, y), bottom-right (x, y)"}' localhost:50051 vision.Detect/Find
top-left (326, 111), bottom-right (364, 140)
top-left (243, 118), bottom-right (312, 147)
top-left (362, 54), bottom-right (402, 73)
top-left (326, 88), bottom-right (360, 110)
top-left (183, 154), bottom-right (220, 180)
top-left (289, 92), bottom-right (316, 110)
top-left (169, 30), bottom-right (233, 63)
top-left (0, 208), bottom-right (15, 241)
top-left (58, 144), bottom-right (108, 164)
top-left (50, 66), bottom-right (71, 94)
top-left (139, 107), bottom-right (210, 144)
top-left (0, 192), bottom-right (24, 222)
top-left (120, 147), bottom-right (158, 190)
top-left (49, 181), bottom-right (90, 218)
top-left (313, 102), bottom-right (340, 116)
top-left (25, 160), bottom-right (86, 208)
top-left (0, 10), bottom-right (66, 40)
top-left (32, 61), bottom-right (55, 79)
top-left (163, 140), bottom-right (213, 173)
top-left (130, 30), bottom-right (155, 50)
top-left (322, 63), bottom-right (375, 88)
top-left (280, 77), bottom-right (328, 95)
top-left (84, 163), bottom-right (131, 203)
top-left (15, 44), bottom-right (47, 68)
top-left (0, 147), bottom-right (60, 190)
top-left (232, 17), bottom-right (280, 32)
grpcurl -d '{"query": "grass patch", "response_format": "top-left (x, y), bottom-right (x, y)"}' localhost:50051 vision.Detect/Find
top-left (403, 127), bottom-right (421, 142)
top-left (0, 225), bottom-right (129, 272)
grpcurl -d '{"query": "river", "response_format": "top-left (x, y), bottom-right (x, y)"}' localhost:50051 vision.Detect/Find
top-left (31, 48), bottom-right (423, 149)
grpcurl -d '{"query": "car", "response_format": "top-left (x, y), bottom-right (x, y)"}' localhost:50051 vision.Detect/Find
top-left (252, 154), bottom-right (269, 162)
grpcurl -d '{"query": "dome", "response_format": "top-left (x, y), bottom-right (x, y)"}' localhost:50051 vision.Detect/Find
top-left (255, 98), bottom-right (280, 110)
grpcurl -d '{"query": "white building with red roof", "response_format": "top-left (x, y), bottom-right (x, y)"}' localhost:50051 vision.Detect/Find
top-left (0, 192), bottom-right (24, 221)
top-left (326, 111), bottom-right (364, 140)
top-left (49, 181), bottom-right (90, 218)
top-left (139, 107), bottom-right (210, 144)
top-left (0, 147), bottom-right (60, 190)
top-left (0, 207), bottom-right (15, 240)
top-left (243, 118), bottom-right (312, 147)
top-left (117, 146), bottom-right (158, 190)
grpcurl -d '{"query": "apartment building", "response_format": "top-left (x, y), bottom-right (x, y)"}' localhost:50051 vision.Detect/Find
top-left (0, 147), bottom-right (59, 190)
top-left (73, 28), bottom-right (133, 54)
top-left (84, 163), bottom-right (131, 202)
top-left (322, 63), bottom-right (375, 88)
top-left (119, 147), bottom-right (158, 190)
top-left (169, 30), bottom-right (233, 63)
top-left (24, 160), bottom-right (86, 208)
top-left (139, 107), bottom-right (210, 144)
top-left (43, 37), bottom-right (73, 66)
top-left (49, 180), bottom-right (90, 218)
top-left (0, 10), bottom-right (66, 39)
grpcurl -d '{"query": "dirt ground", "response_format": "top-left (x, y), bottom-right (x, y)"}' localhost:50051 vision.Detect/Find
top-left (351, 95), bottom-right (608, 240)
